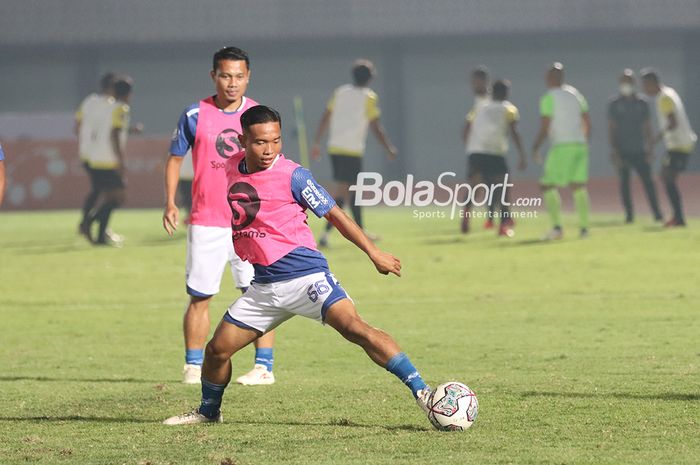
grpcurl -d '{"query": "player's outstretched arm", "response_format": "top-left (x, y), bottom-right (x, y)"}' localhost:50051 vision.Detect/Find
top-left (323, 206), bottom-right (401, 277)
top-left (369, 119), bottom-right (398, 160)
top-left (163, 155), bottom-right (184, 236)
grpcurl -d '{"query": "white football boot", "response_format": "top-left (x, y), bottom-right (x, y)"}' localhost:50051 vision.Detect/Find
top-left (183, 364), bottom-right (202, 384)
top-left (163, 409), bottom-right (222, 425)
top-left (235, 364), bottom-right (275, 385)
top-left (415, 386), bottom-right (433, 415)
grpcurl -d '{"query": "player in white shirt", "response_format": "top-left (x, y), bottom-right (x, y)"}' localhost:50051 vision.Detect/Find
top-left (311, 59), bottom-right (397, 247)
top-left (461, 66), bottom-right (497, 231)
top-left (76, 72), bottom-right (115, 239)
top-left (532, 63), bottom-right (592, 240)
top-left (463, 80), bottom-right (527, 237)
top-left (641, 69), bottom-right (697, 227)
top-left (82, 76), bottom-right (134, 246)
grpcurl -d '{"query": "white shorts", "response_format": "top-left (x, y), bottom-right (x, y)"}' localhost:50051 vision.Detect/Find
top-left (224, 271), bottom-right (350, 333)
top-left (186, 224), bottom-right (255, 297)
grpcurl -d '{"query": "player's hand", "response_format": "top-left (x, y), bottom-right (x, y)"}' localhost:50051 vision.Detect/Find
top-left (311, 144), bottom-right (322, 161)
top-left (163, 204), bottom-right (179, 236)
top-left (533, 150), bottom-right (543, 166)
top-left (387, 145), bottom-right (398, 161)
top-left (369, 249), bottom-right (401, 277)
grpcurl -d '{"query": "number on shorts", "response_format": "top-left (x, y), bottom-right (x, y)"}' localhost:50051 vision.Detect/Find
top-left (307, 279), bottom-right (331, 303)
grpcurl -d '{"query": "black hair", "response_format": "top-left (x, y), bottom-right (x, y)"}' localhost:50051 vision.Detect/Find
top-left (352, 59), bottom-right (375, 86)
top-left (492, 79), bottom-right (510, 100)
top-left (113, 76), bottom-right (133, 99)
top-left (100, 72), bottom-right (116, 91)
top-left (241, 105), bottom-right (282, 132)
top-left (472, 66), bottom-right (490, 80)
top-left (213, 46), bottom-right (250, 71)
top-left (640, 68), bottom-right (660, 84)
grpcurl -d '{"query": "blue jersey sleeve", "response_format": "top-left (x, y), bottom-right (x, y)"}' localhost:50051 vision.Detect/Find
top-left (169, 103), bottom-right (199, 156)
top-left (291, 167), bottom-right (336, 217)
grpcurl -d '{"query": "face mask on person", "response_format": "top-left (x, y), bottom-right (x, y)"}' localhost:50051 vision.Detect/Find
top-left (619, 83), bottom-right (635, 96)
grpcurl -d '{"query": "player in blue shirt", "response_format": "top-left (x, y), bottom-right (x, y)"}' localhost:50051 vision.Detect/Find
top-left (163, 105), bottom-right (432, 426)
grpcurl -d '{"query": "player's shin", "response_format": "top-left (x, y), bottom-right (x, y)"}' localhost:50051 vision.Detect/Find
top-left (385, 352), bottom-right (427, 399)
top-left (573, 187), bottom-right (590, 229)
top-left (543, 188), bottom-right (562, 228)
top-left (199, 378), bottom-right (228, 418)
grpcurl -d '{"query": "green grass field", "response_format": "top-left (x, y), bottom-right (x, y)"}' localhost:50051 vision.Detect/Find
top-left (1, 207), bottom-right (699, 465)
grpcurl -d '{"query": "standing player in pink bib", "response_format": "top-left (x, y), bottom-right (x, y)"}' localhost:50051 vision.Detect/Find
top-left (164, 105), bottom-right (432, 426)
top-left (162, 47), bottom-right (277, 386)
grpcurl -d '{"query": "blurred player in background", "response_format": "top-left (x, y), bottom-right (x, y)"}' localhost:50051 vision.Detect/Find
top-left (462, 79), bottom-right (527, 237)
top-left (311, 59), bottom-right (398, 247)
top-left (533, 62), bottom-right (591, 240)
top-left (76, 72), bottom-right (115, 239)
top-left (641, 69), bottom-right (697, 227)
top-left (608, 69), bottom-right (663, 223)
top-left (163, 105), bottom-right (431, 426)
top-left (0, 141), bottom-right (5, 206)
top-left (162, 46), bottom-right (277, 386)
top-left (82, 76), bottom-right (134, 246)
top-left (461, 66), bottom-right (497, 231)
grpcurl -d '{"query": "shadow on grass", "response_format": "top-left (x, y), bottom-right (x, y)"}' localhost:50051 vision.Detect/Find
top-left (0, 415), bottom-right (429, 431)
top-left (18, 245), bottom-right (90, 255)
top-left (0, 415), bottom-right (153, 424)
top-left (0, 375), bottom-right (170, 383)
top-left (226, 418), bottom-right (429, 432)
top-left (522, 390), bottom-right (700, 401)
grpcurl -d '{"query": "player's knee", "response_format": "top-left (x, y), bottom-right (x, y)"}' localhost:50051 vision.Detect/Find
top-left (204, 340), bottom-right (232, 363)
top-left (187, 296), bottom-right (210, 314)
top-left (343, 319), bottom-right (385, 347)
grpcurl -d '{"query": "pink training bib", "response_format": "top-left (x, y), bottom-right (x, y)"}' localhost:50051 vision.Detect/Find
top-left (190, 96), bottom-right (257, 227)
top-left (225, 152), bottom-right (318, 266)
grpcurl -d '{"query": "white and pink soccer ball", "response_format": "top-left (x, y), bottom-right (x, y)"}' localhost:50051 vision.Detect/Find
top-left (427, 381), bottom-right (478, 431)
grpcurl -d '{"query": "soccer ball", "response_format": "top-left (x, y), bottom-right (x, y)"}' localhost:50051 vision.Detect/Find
top-left (427, 381), bottom-right (478, 431)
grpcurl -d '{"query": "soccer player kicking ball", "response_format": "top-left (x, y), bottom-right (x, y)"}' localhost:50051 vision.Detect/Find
top-left (163, 105), bottom-right (431, 425)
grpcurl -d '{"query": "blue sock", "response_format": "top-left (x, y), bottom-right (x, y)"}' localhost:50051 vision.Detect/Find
top-left (385, 352), bottom-right (427, 398)
top-left (198, 378), bottom-right (227, 418)
top-left (185, 348), bottom-right (204, 366)
top-left (255, 348), bottom-right (274, 372)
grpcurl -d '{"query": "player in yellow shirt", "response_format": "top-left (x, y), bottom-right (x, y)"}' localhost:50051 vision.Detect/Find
top-left (463, 79), bottom-right (527, 236)
top-left (641, 69), bottom-right (697, 227)
top-left (83, 76), bottom-right (134, 245)
top-left (76, 72), bottom-right (115, 238)
top-left (311, 59), bottom-right (397, 247)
